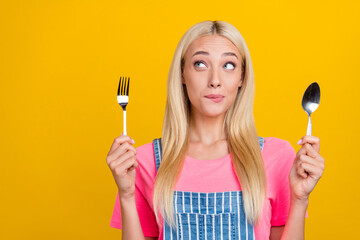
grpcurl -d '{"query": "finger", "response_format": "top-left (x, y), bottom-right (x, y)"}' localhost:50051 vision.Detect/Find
top-left (128, 164), bottom-right (138, 171)
top-left (296, 161), bottom-right (308, 178)
top-left (297, 136), bottom-right (320, 152)
top-left (108, 142), bottom-right (137, 163)
top-left (294, 152), bottom-right (325, 180)
top-left (108, 135), bottom-right (135, 156)
top-left (296, 145), bottom-right (307, 158)
top-left (114, 156), bottom-right (138, 176)
top-left (128, 159), bottom-right (139, 171)
top-left (109, 150), bottom-right (136, 170)
top-left (295, 154), bottom-right (313, 178)
top-left (296, 161), bottom-right (323, 181)
top-left (302, 143), bottom-right (320, 158)
top-left (108, 135), bottom-right (131, 155)
top-left (296, 145), bottom-right (325, 168)
top-left (296, 154), bottom-right (323, 170)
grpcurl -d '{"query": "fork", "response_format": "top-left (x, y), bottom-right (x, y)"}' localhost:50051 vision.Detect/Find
top-left (117, 77), bottom-right (130, 135)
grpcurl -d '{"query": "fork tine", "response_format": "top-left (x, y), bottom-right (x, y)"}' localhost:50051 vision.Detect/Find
top-left (117, 77), bottom-right (121, 96)
top-left (126, 77), bottom-right (130, 96)
top-left (117, 76), bottom-right (131, 96)
top-left (120, 77), bottom-right (123, 95)
top-left (122, 77), bottom-right (126, 95)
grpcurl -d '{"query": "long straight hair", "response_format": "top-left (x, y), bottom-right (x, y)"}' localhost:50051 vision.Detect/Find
top-left (153, 20), bottom-right (266, 227)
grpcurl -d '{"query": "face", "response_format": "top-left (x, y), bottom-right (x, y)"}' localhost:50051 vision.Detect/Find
top-left (182, 35), bottom-right (243, 118)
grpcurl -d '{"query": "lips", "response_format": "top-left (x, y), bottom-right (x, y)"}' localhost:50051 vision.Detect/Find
top-left (204, 94), bottom-right (224, 103)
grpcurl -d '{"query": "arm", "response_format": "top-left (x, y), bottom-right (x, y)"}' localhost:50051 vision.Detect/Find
top-left (269, 198), bottom-right (307, 240)
top-left (106, 135), bottom-right (147, 240)
top-left (279, 136), bottom-right (324, 240)
top-left (278, 198), bottom-right (308, 239)
top-left (120, 195), bottom-right (146, 240)
top-left (270, 226), bottom-right (284, 240)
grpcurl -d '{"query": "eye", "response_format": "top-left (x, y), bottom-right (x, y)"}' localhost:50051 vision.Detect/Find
top-left (224, 62), bottom-right (235, 70)
top-left (194, 61), bottom-right (206, 68)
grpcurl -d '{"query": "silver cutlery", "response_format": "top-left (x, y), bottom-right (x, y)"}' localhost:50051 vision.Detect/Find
top-left (301, 82), bottom-right (320, 136)
top-left (117, 77), bottom-right (130, 135)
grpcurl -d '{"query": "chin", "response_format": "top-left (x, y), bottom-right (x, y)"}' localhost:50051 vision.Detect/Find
top-left (191, 102), bottom-right (230, 118)
top-left (201, 108), bottom-right (228, 118)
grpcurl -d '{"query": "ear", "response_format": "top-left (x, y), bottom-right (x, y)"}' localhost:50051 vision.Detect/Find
top-left (182, 74), bottom-right (185, 84)
top-left (238, 79), bottom-right (243, 88)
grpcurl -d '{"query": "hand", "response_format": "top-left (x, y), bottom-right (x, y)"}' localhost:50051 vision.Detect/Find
top-left (289, 136), bottom-right (325, 202)
top-left (106, 134), bottom-right (137, 200)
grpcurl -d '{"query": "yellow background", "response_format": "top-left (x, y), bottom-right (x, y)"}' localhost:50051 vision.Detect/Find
top-left (1, 0), bottom-right (359, 239)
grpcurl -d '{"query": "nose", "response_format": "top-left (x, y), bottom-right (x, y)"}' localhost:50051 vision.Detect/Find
top-left (208, 68), bottom-right (221, 89)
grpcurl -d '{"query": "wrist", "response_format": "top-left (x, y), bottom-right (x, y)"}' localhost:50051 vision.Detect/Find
top-left (291, 195), bottom-right (309, 209)
top-left (119, 191), bottom-right (135, 203)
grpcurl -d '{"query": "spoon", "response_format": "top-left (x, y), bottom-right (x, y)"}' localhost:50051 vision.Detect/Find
top-left (301, 82), bottom-right (320, 136)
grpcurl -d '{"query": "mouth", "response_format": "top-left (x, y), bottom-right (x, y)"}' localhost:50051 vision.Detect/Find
top-left (204, 94), bottom-right (225, 103)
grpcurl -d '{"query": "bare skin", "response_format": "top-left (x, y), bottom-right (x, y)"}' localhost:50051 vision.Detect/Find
top-left (106, 35), bottom-right (325, 240)
top-left (106, 135), bottom-right (146, 240)
top-left (182, 35), bottom-right (242, 160)
top-left (182, 35), bottom-right (325, 240)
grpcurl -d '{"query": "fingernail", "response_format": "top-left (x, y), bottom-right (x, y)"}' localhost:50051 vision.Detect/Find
top-left (131, 139), bottom-right (135, 144)
top-left (297, 139), bottom-right (302, 145)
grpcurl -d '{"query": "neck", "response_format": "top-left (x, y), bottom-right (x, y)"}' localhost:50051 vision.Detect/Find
top-left (188, 109), bottom-right (227, 146)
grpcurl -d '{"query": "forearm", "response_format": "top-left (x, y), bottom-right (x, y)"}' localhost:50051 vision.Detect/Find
top-left (120, 193), bottom-right (146, 240)
top-left (281, 197), bottom-right (308, 240)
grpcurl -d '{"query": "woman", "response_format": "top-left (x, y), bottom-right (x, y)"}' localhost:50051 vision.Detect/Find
top-left (107, 20), bottom-right (325, 240)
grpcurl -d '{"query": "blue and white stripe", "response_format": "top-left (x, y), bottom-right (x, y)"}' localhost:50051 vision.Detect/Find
top-left (153, 137), bottom-right (264, 240)
top-left (163, 191), bottom-right (254, 240)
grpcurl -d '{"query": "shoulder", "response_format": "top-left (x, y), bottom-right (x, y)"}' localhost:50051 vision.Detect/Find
top-left (135, 141), bottom-right (156, 168)
top-left (263, 137), bottom-right (295, 157)
top-left (262, 137), bottom-right (296, 169)
top-left (136, 141), bottom-right (155, 159)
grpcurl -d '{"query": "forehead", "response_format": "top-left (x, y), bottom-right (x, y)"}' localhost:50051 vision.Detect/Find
top-left (186, 35), bottom-right (240, 57)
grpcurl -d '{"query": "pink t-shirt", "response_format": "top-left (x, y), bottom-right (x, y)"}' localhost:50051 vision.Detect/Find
top-left (110, 137), bottom-right (296, 239)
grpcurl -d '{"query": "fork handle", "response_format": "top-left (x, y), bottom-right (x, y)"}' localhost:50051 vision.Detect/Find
top-left (123, 110), bottom-right (127, 135)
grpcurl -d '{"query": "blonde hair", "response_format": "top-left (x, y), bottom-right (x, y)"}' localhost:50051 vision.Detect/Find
top-left (153, 20), bottom-right (266, 227)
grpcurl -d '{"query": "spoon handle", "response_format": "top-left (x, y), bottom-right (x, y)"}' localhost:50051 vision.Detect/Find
top-left (307, 115), bottom-right (312, 136)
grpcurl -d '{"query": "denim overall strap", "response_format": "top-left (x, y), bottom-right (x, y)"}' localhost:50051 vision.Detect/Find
top-left (153, 138), bottom-right (162, 172)
top-left (152, 137), bottom-right (264, 240)
top-left (258, 136), bottom-right (264, 152)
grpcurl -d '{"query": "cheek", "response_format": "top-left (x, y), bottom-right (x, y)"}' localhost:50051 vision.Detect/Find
top-left (185, 81), bottom-right (202, 101)
top-left (184, 73), bottom-right (206, 95)
top-left (224, 81), bottom-right (241, 103)
top-left (224, 79), bottom-right (241, 93)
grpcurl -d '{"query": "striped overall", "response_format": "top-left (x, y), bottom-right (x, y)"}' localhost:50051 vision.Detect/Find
top-left (152, 137), bottom-right (264, 240)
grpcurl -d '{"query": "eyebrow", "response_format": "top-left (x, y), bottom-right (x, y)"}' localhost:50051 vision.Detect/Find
top-left (222, 52), bottom-right (238, 59)
top-left (192, 51), bottom-right (238, 59)
top-left (192, 51), bottom-right (209, 57)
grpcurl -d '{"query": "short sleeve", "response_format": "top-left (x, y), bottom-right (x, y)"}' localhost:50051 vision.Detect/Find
top-left (109, 142), bottom-right (159, 237)
top-left (268, 140), bottom-right (296, 226)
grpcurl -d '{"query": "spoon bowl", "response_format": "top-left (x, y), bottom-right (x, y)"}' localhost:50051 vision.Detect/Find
top-left (301, 82), bottom-right (320, 135)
